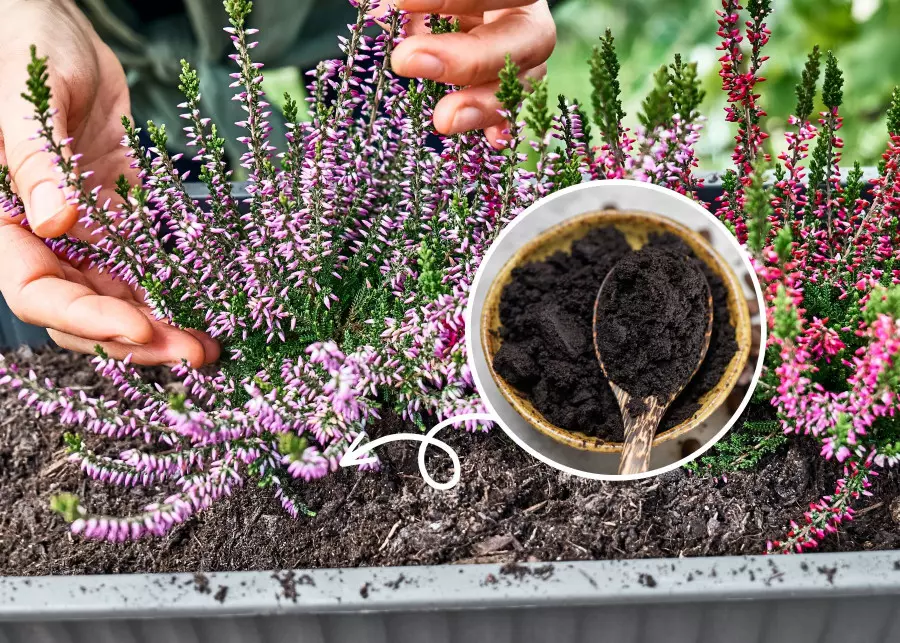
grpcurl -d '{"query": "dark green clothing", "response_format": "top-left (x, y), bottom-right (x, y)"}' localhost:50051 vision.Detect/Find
top-left (77, 0), bottom-right (355, 157)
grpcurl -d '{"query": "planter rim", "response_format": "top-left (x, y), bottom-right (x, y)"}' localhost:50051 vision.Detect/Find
top-left (2, 551), bottom-right (899, 622)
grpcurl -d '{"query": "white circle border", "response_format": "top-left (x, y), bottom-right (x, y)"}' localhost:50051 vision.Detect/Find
top-left (465, 180), bottom-right (768, 481)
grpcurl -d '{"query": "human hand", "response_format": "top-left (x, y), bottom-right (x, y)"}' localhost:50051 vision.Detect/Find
top-left (390, 0), bottom-right (556, 147)
top-left (0, 0), bottom-right (218, 367)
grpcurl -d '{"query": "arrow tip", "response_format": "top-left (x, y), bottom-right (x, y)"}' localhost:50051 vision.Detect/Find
top-left (340, 431), bottom-right (378, 468)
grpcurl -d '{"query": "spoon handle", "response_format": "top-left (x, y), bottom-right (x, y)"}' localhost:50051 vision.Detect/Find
top-left (614, 391), bottom-right (667, 475)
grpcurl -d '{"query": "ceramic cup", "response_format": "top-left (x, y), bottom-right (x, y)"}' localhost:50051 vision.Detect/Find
top-left (466, 181), bottom-right (764, 478)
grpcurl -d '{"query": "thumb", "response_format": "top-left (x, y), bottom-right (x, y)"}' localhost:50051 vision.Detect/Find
top-left (0, 67), bottom-right (78, 238)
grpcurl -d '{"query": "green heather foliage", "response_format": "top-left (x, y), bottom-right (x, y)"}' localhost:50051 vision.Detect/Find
top-left (686, 420), bottom-right (788, 478)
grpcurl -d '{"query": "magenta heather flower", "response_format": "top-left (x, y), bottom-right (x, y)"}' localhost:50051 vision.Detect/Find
top-left (712, 2), bottom-right (900, 550)
top-left (713, 0), bottom-right (772, 243)
top-left (767, 460), bottom-right (875, 554)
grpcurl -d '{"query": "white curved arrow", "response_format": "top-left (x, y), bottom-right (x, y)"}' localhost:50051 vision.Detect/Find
top-left (339, 412), bottom-right (496, 491)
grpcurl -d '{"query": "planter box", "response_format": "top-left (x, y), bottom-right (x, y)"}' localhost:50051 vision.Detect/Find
top-left (1, 174), bottom-right (897, 642)
top-left (1, 553), bottom-right (899, 642)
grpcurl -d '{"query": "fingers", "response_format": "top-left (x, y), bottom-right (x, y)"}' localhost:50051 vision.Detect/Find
top-left (396, 0), bottom-right (538, 14)
top-left (485, 124), bottom-right (510, 149)
top-left (0, 220), bottom-right (152, 343)
top-left (433, 64), bottom-right (546, 135)
top-left (0, 82), bottom-right (78, 238)
top-left (392, 3), bottom-right (555, 88)
top-left (186, 328), bottom-right (222, 364)
top-left (76, 265), bottom-right (140, 303)
top-left (48, 311), bottom-right (211, 367)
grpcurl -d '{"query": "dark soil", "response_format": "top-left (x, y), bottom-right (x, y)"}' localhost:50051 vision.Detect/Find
top-left (492, 229), bottom-right (737, 441)
top-left (3, 348), bottom-right (899, 576)
top-left (595, 245), bottom-right (710, 402)
top-left (493, 228), bottom-right (631, 440)
top-left (646, 233), bottom-right (740, 428)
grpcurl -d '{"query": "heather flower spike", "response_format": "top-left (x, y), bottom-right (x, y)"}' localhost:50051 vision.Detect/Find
top-left (744, 161), bottom-right (772, 258)
top-left (794, 46), bottom-right (821, 123)
top-left (887, 87), bottom-right (900, 137)
top-left (589, 29), bottom-right (627, 173)
top-left (639, 65), bottom-right (676, 132)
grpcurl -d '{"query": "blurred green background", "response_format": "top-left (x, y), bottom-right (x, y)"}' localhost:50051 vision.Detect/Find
top-left (547, 0), bottom-right (899, 169)
top-left (263, 0), bottom-right (898, 169)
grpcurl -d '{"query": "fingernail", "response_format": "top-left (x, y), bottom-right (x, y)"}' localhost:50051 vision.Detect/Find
top-left (404, 52), bottom-right (445, 79)
top-left (29, 182), bottom-right (67, 231)
top-left (451, 106), bottom-right (484, 133)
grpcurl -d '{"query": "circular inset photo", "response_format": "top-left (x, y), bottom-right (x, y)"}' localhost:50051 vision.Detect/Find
top-left (466, 180), bottom-right (765, 480)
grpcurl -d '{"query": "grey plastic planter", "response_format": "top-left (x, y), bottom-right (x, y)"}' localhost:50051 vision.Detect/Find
top-left (0, 296), bottom-right (49, 350)
top-left (1, 553), bottom-right (900, 642)
top-left (2, 174), bottom-right (898, 641)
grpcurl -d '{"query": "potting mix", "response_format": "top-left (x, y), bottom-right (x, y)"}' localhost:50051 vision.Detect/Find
top-left (595, 242), bottom-right (713, 403)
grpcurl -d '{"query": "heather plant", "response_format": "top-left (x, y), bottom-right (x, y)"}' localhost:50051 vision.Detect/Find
top-left (1, 0), bottom-right (898, 558)
top-left (0, 0), bottom-right (707, 540)
top-left (705, 0), bottom-right (900, 553)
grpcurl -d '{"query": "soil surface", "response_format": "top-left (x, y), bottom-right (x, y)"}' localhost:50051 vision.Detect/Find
top-left (2, 348), bottom-right (899, 576)
top-left (492, 230), bottom-right (737, 441)
top-left (595, 244), bottom-right (710, 402)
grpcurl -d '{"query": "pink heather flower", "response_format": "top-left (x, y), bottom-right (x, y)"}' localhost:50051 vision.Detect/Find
top-left (800, 317), bottom-right (846, 361)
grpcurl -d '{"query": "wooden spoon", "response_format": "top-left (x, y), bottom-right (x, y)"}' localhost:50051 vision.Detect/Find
top-left (592, 263), bottom-right (713, 476)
